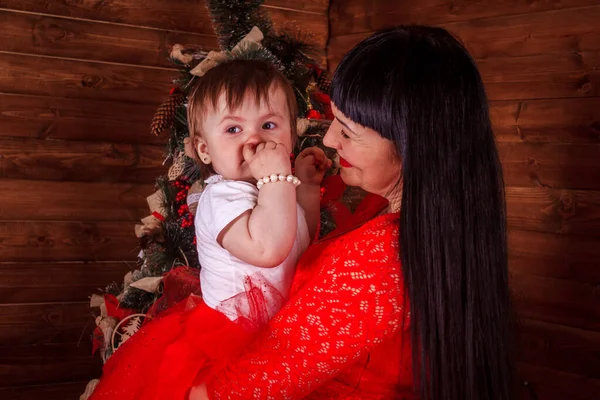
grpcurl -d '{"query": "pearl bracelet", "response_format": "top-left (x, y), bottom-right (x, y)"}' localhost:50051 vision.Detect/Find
top-left (256, 174), bottom-right (301, 189)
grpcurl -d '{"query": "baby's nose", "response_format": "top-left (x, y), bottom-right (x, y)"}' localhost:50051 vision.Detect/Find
top-left (246, 131), bottom-right (264, 146)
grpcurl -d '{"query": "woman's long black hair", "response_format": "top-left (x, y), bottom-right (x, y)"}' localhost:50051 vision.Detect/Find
top-left (331, 26), bottom-right (514, 400)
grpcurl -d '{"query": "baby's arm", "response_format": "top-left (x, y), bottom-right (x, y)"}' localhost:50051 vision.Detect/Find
top-left (218, 141), bottom-right (297, 268)
top-left (295, 147), bottom-right (331, 239)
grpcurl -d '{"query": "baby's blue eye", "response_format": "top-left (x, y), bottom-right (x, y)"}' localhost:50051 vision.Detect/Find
top-left (262, 122), bottom-right (276, 130)
top-left (227, 126), bottom-right (242, 134)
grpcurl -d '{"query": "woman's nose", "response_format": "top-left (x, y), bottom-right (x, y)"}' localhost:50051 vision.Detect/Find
top-left (323, 125), bottom-right (340, 150)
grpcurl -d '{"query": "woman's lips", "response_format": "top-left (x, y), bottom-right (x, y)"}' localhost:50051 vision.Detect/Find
top-left (339, 156), bottom-right (352, 168)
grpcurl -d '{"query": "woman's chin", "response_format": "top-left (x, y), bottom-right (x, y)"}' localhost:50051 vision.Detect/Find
top-left (339, 167), bottom-right (357, 187)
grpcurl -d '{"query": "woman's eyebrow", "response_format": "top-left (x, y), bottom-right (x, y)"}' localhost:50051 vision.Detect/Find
top-left (336, 117), bottom-right (357, 135)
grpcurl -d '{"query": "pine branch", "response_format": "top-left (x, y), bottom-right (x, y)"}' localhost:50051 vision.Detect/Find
top-left (205, 0), bottom-right (273, 50)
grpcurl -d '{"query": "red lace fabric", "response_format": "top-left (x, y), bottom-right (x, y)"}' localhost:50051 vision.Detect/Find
top-left (207, 213), bottom-right (414, 399)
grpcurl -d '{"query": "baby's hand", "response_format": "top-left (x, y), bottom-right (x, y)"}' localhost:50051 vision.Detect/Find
top-left (295, 147), bottom-right (332, 186)
top-left (243, 141), bottom-right (292, 180)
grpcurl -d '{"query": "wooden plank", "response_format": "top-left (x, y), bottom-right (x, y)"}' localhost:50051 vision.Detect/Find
top-left (0, 221), bottom-right (140, 262)
top-left (0, 9), bottom-right (219, 68)
top-left (0, 1), bottom-right (328, 44)
top-left (264, 0), bottom-right (329, 14)
top-left (516, 363), bottom-right (600, 400)
top-left (327, 42), bottom-right (599, 100)
top-left (0, 342), bottom-right (101, 387)
top-left (0, 52), bottom-right (173, 104)
top-left (499, 143), bottom-right (600, 190)
top-left (0, 180), bottom-right (152, 222)
top-left (266, 7), bottom-right (328, 50)
top-left (0, 137), bottom-right (165, 183)
top-left (517, 318), bottom-right (600, 378)
top-left (508, 229), bottom-right (600, 285)
top-left (329, 0), bottom-right (599, 37)
top-left (0, 381), bottom-right (91, 400)
top-left (447, 6), bottom-right (600, 59)
top-left (0, 302), bottom-right (95, 345)
top-left (477, 52), bottom-right (600, 100)
top-left (511, 274), bottom-right (600, 332)
top-left (490, 98), bottom-right (600, 144)
top-left (506, 186), bottom-right (600, 236)
top-left (0, 262), bottom-right (131, 303)
top-left (0, 94), bottom-right (163, 145)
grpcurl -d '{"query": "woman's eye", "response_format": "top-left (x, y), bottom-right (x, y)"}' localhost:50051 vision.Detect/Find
top-left (262, 122), bottom-right (276, 130)
top-left (341, 130), bottom-right (350, 139)
top-left (226, 126), bottom-right (242, 134)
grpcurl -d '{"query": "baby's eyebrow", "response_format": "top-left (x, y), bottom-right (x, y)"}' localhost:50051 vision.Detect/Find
top-left (219, 115), bottom-right (245, 124)
top-left (259, 112), bottom-right (282, 120)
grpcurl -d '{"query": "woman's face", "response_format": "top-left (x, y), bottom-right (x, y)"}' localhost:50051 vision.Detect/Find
top-left (323, 103), bottom-right (402, 204)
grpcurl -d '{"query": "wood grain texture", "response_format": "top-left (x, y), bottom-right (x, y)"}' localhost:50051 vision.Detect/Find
top-left (0, 94), bottom-right (162, 145)
top-left (499, 143), bottom-right (600, 190)
top-left (506, 187), bottom-right (600, 236)
top-left (0, 221), bottom-right (140, 262)
top-left (0, 1), bottom-right (328, 47)
top-left (0, 302), bottom-right (95, 345)
top-left (327, 46), bottom-right (600, 100)
top-left (477, 52), bottom-right (599, 100)
top-left (447, 5), bottom-right (600, 59)
top-left (0, 262), bottom-right (132, 303)
top-left (512, 274), bottom-right (600, 332)
top-left (518, 318), bottom-right (600, 378)
top-left (0, 381), bottom-right (91, 400)
top-left (0, 342), bottom-right (101, 387)
top-left (330, 43), bottom-right (598, 97)
top-left (0, 180), bottom-right (152, 221)
top-left (0, 9), bottom-right (219, 68)
top-left (0, 52), bottom-right (173, 104)
top-left (508, 229), bottom-right (600, 285)
top-left (516, 363), bottom-right (600, 400)
top-left (329, 0), bottom-right (600, 36)
top-left (0, 137), bottom-right (166, 183)
top-left (490, 98), bottom-right (600, 144)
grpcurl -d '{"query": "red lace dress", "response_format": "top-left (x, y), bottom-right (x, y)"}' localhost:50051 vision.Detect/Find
top-left (206, 212), bottom-right (414, 399)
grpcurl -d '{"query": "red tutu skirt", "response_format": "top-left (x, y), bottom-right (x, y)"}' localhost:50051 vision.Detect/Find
top-left (89, 275), bottom-right (278, 400)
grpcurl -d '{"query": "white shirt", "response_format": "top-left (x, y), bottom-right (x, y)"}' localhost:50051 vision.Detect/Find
top-left (195, 175), bottom-right (310, 322)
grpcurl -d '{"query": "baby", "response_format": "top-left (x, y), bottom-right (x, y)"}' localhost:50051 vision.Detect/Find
top-left (188, 59), bottom-right (329, 323)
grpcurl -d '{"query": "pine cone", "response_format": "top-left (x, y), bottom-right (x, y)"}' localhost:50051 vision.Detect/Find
top-left (316, 72), bottom-right (331, 94)
top-left (150, 89), bottom-right (186, 136)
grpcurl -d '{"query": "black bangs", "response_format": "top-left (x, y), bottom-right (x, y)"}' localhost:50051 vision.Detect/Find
top-left (330, 29), bottom-right (408, 143)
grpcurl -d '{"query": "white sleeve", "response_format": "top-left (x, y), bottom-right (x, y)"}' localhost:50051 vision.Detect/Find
top-left (197, 180), bottom-right (258, 239)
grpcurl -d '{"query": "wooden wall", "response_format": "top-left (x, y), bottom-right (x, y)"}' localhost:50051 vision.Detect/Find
top-left (0, 1), bottom-right (328, 398)
top-left (329, 1), bottom-right (600, 399)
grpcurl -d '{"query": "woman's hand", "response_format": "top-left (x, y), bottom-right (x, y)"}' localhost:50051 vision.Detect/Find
top-left (295, 147), bottom-right (332, 186)
top-left (188, 384), bottom-right (210, 400)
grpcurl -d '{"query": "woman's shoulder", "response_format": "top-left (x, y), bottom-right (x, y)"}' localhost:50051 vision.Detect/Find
top-left (322, 213), bottom-right (401, 267)
top-left (340, 213), bottom-right (399, 246)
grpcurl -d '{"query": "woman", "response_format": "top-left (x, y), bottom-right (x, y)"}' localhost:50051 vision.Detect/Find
top-left (191, 25), bottom-right (514, 400)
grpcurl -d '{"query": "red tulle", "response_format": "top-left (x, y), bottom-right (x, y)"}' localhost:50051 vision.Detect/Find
top-left (89, 276), bottom-right (278, 400)
top-left (146, 266), bottom-right (201, 320)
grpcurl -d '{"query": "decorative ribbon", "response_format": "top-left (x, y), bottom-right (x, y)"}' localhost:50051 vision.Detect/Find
top-left (189, 26), bottom-right (264, 77)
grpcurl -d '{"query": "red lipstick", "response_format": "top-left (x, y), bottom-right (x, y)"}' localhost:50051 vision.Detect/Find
top-left (339, 157), bottom-right (352, 168)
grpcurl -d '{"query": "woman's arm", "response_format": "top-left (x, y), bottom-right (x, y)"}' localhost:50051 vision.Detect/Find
top-left (205, 222), bottom-right (405, 399)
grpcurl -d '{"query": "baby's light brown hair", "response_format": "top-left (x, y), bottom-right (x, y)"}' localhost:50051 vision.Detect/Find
top-left (186, 59), bottom-right (298, 176)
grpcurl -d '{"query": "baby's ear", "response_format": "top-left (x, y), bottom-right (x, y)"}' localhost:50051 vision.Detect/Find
top-left (195, 138), bottom-right (212, 165)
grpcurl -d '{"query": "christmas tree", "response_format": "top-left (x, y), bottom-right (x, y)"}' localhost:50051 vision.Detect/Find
top-left (88, 0), bottom-right (362, 364)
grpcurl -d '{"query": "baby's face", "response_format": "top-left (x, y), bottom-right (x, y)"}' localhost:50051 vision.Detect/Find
top-left (198, 84), bottom-right (293, 182)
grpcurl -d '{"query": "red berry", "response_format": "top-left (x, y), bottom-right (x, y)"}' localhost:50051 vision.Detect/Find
top-left (307, 109), bottom-right (321, 120)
